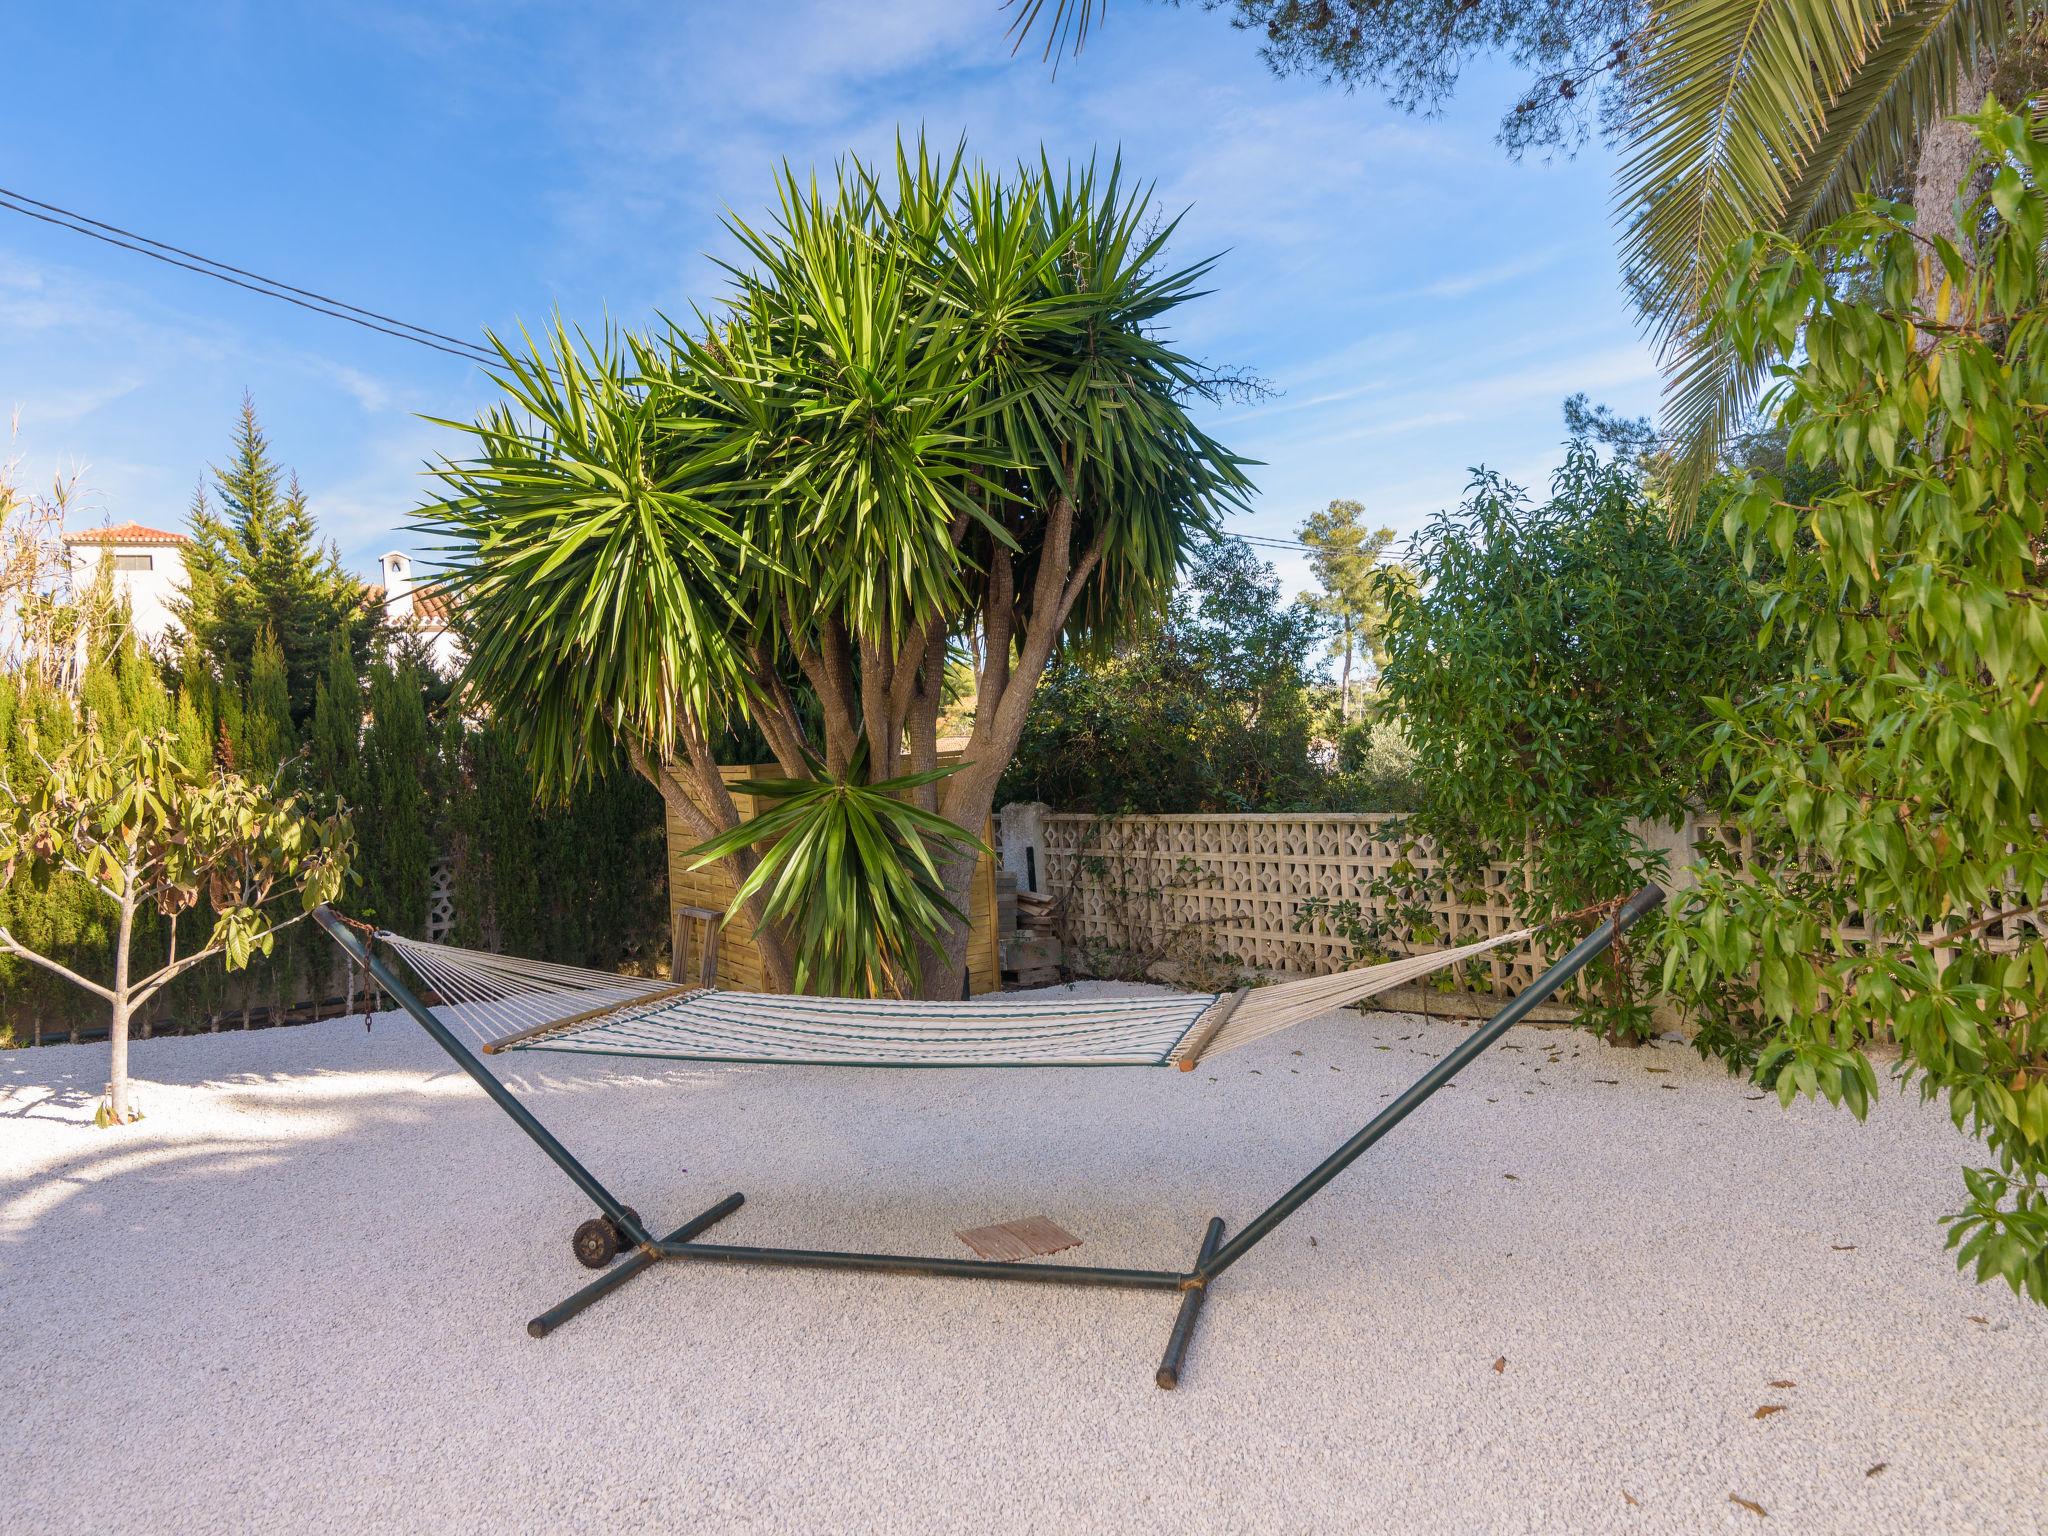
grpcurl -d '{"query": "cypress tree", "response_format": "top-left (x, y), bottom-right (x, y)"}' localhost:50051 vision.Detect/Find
top-left (242, 628), bottom-right (295, 780)
top-left (172, 679), bottom-right (214, 778)
top-left (308, 630), bottom-right (363, 812)
top-left (359, 662), bottom-right (433, 935)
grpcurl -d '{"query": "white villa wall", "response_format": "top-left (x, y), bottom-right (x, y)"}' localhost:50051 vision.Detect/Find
top-left (68, 540), bottom-right (188, 648)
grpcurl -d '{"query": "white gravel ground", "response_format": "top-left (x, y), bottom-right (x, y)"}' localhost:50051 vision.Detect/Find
top-left (4, 983), bottom-right (2045, 1536)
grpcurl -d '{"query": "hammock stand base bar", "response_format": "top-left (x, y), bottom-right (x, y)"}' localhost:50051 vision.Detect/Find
top-left (313, 884), bottom-right (1662, 1390)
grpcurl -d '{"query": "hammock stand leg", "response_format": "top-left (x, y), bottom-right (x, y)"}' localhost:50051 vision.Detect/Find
top-left (315, 908), bottom-right (655, 1249)
top-left (1191, 882), bottom-right (1666, 1285)
top-left (528, 1192), bottom-right (747, 1339)
top-left (312, 886), bottom-right (1662, 1389)
top-left (1156, 1216), bottom-right (1226, 1389)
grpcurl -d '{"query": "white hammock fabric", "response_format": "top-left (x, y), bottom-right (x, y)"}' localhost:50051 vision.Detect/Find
top-left (373, 925), bottom-right (1533, 1070)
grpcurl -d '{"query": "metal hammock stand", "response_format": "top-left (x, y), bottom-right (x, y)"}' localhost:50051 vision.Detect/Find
top-left (314, 884), bottom-right (1663, 1389)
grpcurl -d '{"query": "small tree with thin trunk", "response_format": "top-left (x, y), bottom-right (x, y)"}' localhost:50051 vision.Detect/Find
top-left (0, 724), bottom-right (351, 1123)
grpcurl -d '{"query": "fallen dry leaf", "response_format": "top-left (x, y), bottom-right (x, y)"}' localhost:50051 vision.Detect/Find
top-left (1728, 1494), bottom-right (1768, 1517)
top-left (1595, 1078), bottom-right (1620, 1085)
top-left (1754, 1405), bottom-right (1786, 1419)
top-left (1865, 1463), bottom-right (1887, 1478)
top-left (1492, 1356), bottom-right (1507, 1374)
top-left (1308, 1236), bottom-right (1317, 1247)
top-left (1831, 1244), bottom-right (1857, 1251)
top-left (1502, 1173), bottom-right (1520, 1181)
top-left (1645, 1066), bottom-right (1671, 1073)
top-left (1622, 1491), bottom-right (1639, 1507)
top-left (1767, 1380), bottom-right (1795, 1389)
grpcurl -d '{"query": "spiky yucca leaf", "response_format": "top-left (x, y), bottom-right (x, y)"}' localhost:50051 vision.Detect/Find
top-left (687, 755), bottom-right (989, 997)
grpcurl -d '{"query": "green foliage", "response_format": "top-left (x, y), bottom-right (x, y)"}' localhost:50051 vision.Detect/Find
top-left (441, 717), bottom-right (668, 970)
top-left (422, 139), bottom-right (1250, 995)
top-left (177, 395), bottom-right (372, 723)
top-left (0, 717), bottom-right (351, 1117)
top-left (1620, 1), bottom-right (2018, 504)
top-left (1001, 538), bottom-right (1330, 813)
top-left (1297, 499), bottom-right (1407, 721)
top-left (426, 140), bottom-right (1249, 795)
top-left (1014, 1), bottom-right (1635, 157)
top-left (358, 663), bottom-right (434, 935)
top-left (1374, 438), bottom-right (1776, 1041)
top-left (689, 755), bottom-right (987, 997)
top-left (1667, 104), bottom-right (2048, 1303)
top-left (307, 632), bottom-right (362, 813)
top-left (1320, 712), bottom-right (1424, 813)
top-left (242, 628), bottom-right (295, 778)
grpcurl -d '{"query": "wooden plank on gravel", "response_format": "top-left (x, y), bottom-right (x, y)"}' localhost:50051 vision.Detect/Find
top-left (954, 1216), bottom-right (1082, 1262)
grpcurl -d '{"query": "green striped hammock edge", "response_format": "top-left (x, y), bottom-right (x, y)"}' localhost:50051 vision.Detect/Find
top-left (372, 924), bottom-right (1535, 1072)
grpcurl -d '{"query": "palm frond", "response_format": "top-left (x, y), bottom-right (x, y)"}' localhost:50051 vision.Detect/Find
top-left (1003, 0), bottom-right (1103, 65)
top-left (1619, 0), bottom-right (2011, 514)
top-left (687, 755), bottom-right (988, 996)
top-left (1784, 0), bottom-right (2012, 236)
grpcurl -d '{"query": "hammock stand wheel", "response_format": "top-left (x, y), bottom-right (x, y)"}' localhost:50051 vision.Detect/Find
top-left (573, 1207), bottom-right (642, 1269)
top-left (573, 1217), bottom-right (617, 1270)
top-left (314, 886), bottom-right (1663, 1389)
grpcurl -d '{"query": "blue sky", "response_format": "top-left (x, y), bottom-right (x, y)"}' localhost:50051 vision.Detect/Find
top-left (3, 1), bottom-right (1658, 596)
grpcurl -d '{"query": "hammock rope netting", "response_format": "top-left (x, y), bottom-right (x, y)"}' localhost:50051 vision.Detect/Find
top-left (373, 924), bottom-right (1536, 1071)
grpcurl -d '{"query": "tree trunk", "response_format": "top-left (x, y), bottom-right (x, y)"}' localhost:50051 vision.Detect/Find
top-left (630, 741), bottom-right (797, 994)
top-left (106, 892), bottom-right (134, 1124)
top-left (1340, 620), bottom-right (1355, 725)
top-left (1913, 57), bottom-right (1992, 312)
top-left (915, 496), bottom-right (1108, 997)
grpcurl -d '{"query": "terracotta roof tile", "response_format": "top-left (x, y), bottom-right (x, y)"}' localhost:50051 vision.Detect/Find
top-left (62, 521), bottom-right (190, 547)
top-left (373, 580), bottom-right (453, 628)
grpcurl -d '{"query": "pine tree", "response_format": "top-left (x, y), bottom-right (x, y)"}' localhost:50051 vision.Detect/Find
top-left (177, 395), bottom-right (372, 724)
top-left (1297, 500), bottom-right (1404, 724)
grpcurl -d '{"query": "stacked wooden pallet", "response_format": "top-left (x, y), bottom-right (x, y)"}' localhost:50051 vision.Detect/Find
top-left (998, 874), bottom-right (1065, 986)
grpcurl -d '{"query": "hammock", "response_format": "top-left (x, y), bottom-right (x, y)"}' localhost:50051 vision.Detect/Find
top-left (312, 885), bottom-right (1663, 1389)
top-left (370, 924), bottom-right (1536, 1071)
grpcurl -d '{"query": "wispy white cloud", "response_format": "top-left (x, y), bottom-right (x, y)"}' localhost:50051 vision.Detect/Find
top-left (304, 416), bottom-right (454, 575)
top-left (1416, 245), bottom-right (1564, 301)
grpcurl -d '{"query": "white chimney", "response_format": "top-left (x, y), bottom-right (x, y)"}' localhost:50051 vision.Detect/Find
top-left (381, 551), bottom-right (413, 619)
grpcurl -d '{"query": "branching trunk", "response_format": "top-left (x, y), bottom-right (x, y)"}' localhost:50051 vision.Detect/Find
top-left (627, 733), bottom-right (796, 993)
top-left (914, 496), bottom-right (1109, 997)
top-left (1340, 618), bottom-right (1355, 725)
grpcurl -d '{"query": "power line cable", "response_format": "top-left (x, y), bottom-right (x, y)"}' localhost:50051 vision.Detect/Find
top-left (0, 186), bottom-right (503, 369)
top-left (0, 186), bottom-right (1420, 562)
